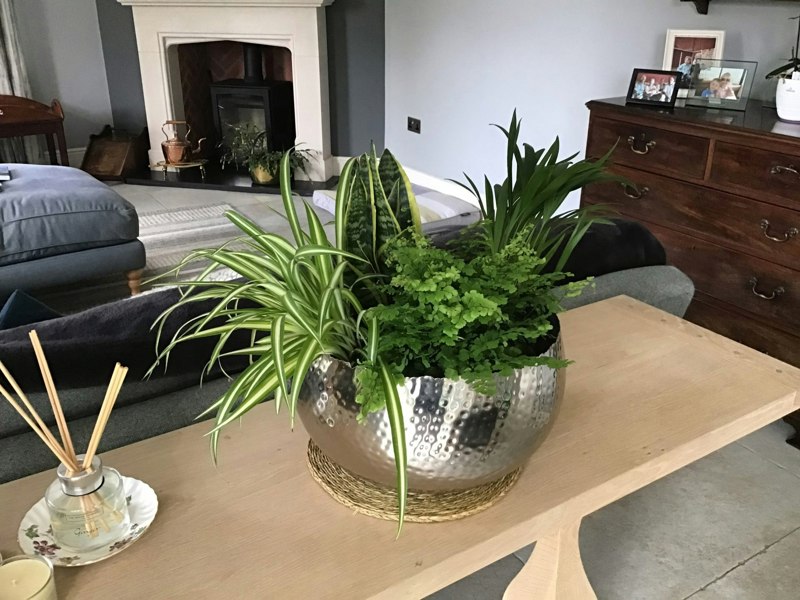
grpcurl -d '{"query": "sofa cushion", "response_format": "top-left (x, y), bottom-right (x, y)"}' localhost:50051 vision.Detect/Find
top-left (0, 164), bottom-right (138, 266)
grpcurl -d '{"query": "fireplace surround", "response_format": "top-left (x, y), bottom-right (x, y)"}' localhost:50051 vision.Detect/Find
top-left (117, 0), bottom-right (335, 181)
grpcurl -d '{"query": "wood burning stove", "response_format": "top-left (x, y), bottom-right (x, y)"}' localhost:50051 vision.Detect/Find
top-left (210, 43), bottom-right (295, 153)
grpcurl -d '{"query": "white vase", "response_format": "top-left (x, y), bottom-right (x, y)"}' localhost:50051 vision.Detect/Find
top-left (776, 72), bottom-right (800, 122)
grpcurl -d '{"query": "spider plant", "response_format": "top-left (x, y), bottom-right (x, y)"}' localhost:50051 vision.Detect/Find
top-left (457, 111), bottom-right (618, 271)
top-left (150, 152), bottom-right (409, 531)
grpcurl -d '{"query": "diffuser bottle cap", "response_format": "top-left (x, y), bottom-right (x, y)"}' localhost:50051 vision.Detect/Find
top-left (56, 455), bottom-right (103, 496)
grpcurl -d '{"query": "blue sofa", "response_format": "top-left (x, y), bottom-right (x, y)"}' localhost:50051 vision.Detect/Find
top-left (0, 164), bottom-right (145, 300)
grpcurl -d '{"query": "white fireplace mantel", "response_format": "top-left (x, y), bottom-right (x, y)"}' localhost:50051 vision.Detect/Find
top-left (118, 0), bottom-right (335, 180)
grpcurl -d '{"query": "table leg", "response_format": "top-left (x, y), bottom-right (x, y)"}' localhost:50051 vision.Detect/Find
top-left (503, 518), bottom-right (596, 600)
top-left (126, 269), bottom-right (144, 296)
top-left (45, 135), bottom-right (57, 165)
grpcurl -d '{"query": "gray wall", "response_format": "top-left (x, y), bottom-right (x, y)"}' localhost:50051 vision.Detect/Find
top-left (14, 0), bottom-right (113, 148)
top-left (95, 0), bottom-right (146, 133)
top-left (327, 0), bottom-right (386, 155)
top-left (385, 0), bottom-right (800, 210)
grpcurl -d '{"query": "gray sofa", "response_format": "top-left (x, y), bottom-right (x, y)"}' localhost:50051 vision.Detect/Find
top-left (0, 164), bottom-right (145, 299)
top-left (0, 265), bottom-right (693, 483)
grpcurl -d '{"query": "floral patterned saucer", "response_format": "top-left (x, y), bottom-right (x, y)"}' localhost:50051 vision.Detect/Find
top-left (17, 477), bottom-right (158, 567)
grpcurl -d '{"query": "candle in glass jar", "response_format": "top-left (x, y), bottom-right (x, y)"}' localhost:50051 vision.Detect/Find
top-left (0, 555), bottom-right (57, 600)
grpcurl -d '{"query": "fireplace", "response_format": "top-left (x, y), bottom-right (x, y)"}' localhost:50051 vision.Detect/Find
top-left (118, 0), bottom-right (335, 181)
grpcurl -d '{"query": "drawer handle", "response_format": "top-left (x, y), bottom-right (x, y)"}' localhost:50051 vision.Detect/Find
top-left (621, 183), bottom-right (650, 199)
top-left (760, 219), bottom-right (799, 243)
top-left (627, 135), bottom-right (656, 155)
top-left (748, 276), bottom-right (785, 300)
top-left (769, 164), bottom-right (800, 177)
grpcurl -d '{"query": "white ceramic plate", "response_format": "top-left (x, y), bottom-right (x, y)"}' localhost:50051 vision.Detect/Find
top-left (17, 476), bottom-right (158, 567)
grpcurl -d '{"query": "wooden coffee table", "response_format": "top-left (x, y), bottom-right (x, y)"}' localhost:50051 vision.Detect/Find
top-left (1, 296), bottom-right (799, 599)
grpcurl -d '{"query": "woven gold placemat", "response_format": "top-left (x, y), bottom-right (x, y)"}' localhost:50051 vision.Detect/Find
top-left (306, 440), bottom-right (521, 523)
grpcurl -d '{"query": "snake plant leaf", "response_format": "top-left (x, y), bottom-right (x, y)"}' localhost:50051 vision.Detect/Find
top-left (344, 160), bottom-right (375, 262)
top-left (368, 145), bottom-right (400, 254)
top-left (378, 148), bottom-right (422, 233)
top-left (374, 182), bottom-right (402, 259)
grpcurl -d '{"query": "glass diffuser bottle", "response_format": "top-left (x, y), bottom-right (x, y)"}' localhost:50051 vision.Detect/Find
top-left (44, 455), bottom-right (130, 551)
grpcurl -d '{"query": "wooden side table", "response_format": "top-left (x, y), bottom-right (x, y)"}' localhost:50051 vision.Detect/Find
top-left (0, 95), bottom-right (69, 166)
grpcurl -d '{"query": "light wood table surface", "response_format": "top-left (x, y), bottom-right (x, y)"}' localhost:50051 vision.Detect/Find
top-left (2, 296), bottom-right (799, 599)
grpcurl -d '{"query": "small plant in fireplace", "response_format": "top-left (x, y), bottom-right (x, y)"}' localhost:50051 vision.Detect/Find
top-left (218, 122), bottom-right (312, 185)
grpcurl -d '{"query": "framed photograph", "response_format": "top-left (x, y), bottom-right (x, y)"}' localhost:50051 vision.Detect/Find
top-left (626, 69), bottom-right (681, 107)
top-left (683, 59), bottom-right (757, 111)
top-left (662, 29), bottom-right (725, 92)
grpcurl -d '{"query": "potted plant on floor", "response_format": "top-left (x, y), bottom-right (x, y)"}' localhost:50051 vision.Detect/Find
top-left (766, 15), bottom-right (800, 122)
top-left (218, 122), bottom-right (312, 185)
top-left (152, 113), bottom-right (615, 531)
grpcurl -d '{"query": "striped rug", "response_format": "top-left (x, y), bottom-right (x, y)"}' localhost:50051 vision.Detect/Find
top-left (138, 203), bottom-right (244, 278)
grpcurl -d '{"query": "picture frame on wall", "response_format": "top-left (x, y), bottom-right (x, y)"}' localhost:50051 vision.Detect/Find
top-left (682, 59), bottom-right (757, 111)
top-left (662, 29), bottom-right (725, 94)
top-left (626, 69), bottom-right (681, 108)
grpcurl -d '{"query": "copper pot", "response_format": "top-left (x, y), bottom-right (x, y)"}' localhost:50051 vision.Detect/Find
top-left (161, 120), bottom-right (205, 164)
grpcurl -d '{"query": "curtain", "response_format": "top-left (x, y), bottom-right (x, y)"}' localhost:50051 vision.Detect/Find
top-left (0, 0), bottom-right (41, 162)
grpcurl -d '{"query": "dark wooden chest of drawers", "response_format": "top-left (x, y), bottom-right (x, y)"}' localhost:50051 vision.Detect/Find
top-left (582, 98), bottom-right (800, 443)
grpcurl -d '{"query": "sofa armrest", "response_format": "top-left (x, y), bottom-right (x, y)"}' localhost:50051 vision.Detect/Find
top-left (557, 266), bottom-right (695, 318)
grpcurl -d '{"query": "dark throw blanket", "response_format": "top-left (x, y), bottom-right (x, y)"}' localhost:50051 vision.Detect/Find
top-left (0, 287), bottom-right (249, 391)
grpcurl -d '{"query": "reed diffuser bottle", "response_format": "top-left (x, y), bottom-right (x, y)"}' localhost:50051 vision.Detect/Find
top-left (0, 330), bottom-right (133, 553)
top-left (45, 456), bottom-right (130, 551)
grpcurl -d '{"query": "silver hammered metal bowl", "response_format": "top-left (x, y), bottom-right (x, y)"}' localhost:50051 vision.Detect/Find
top-left (296, 335), bottom-right (565, 491)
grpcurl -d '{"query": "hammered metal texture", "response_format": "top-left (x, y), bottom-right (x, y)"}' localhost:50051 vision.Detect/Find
top-left (296, 336), bottom-right (564, 491)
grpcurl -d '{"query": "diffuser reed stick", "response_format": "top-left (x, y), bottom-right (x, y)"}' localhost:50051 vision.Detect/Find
top-left (29, 330), bottom-right (77, 464)
top-left (83, 363), bottom-right (128, 470)
top-left (0, 378), bottom-right (75, 467)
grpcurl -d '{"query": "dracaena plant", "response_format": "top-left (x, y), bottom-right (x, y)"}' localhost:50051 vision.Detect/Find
top-left (149, 152), bottom-right (410, 529)
top-left (456, 111), bottom-right (617, 271)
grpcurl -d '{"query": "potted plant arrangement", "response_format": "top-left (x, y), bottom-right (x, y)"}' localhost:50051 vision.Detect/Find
top-left (153, 113), bottom-right (615, 531)
top-left (218, 122), bottom-right (312, 185)
top-left (767, 15), bottom-right (800, 122)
